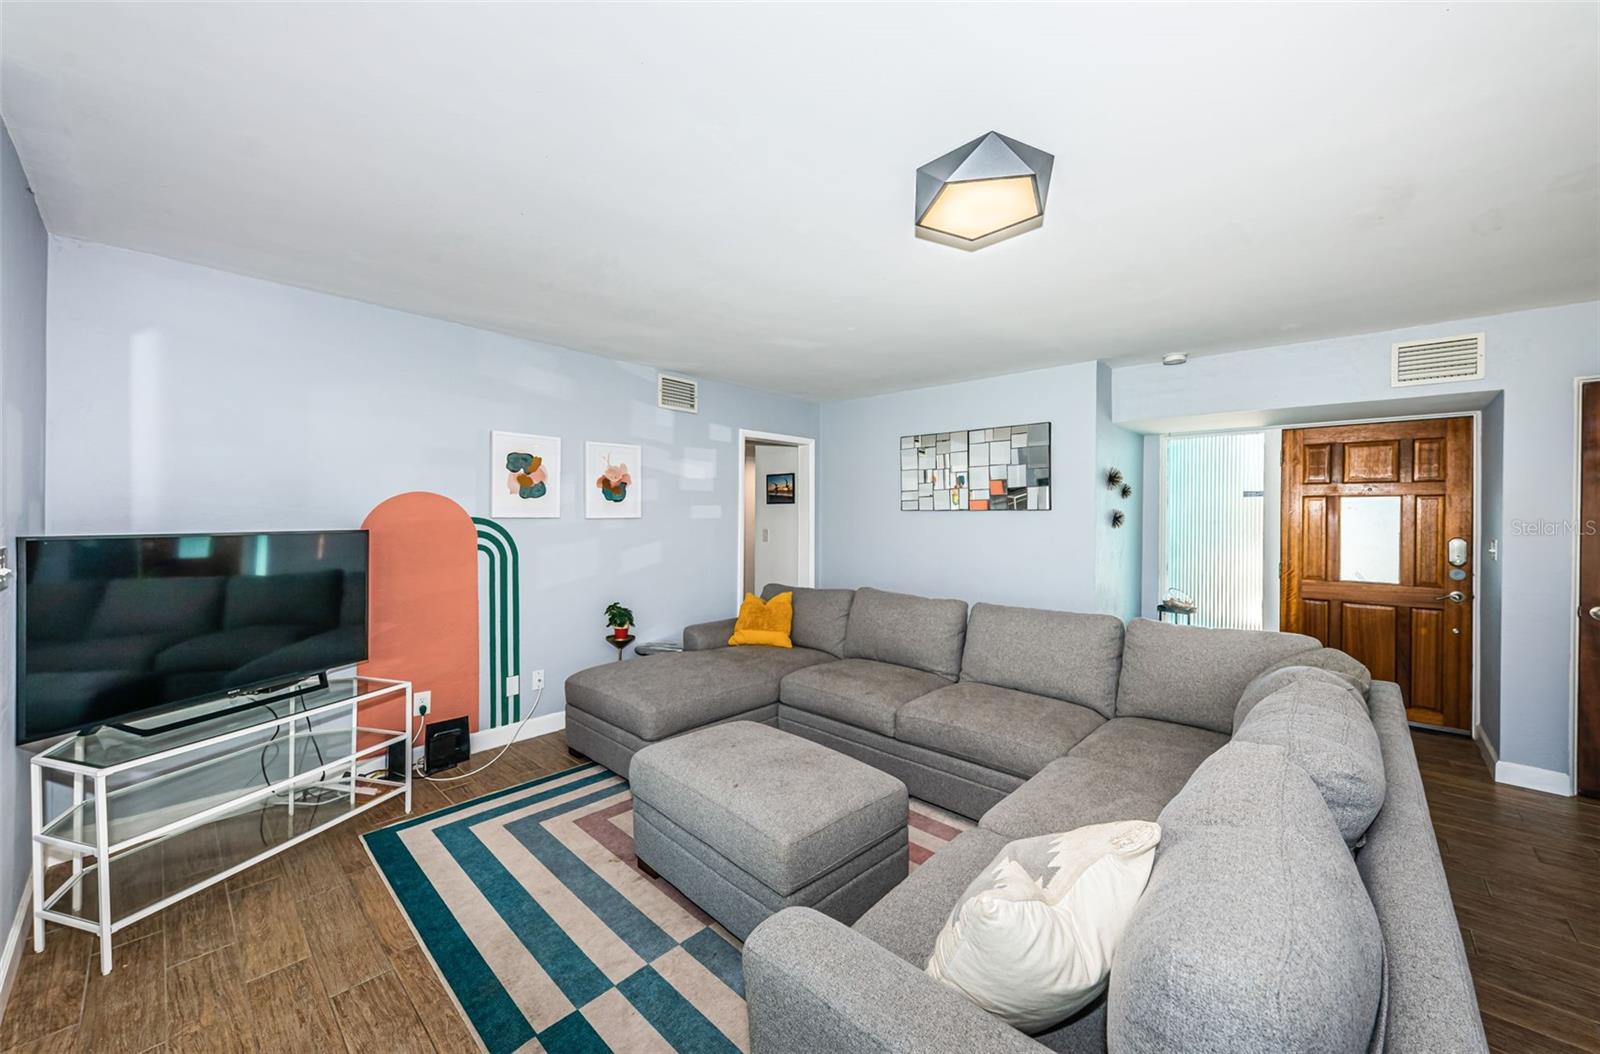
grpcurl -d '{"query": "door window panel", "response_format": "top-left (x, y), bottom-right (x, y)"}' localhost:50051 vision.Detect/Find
top-left (1338, 496), bottom-right (1401, 583)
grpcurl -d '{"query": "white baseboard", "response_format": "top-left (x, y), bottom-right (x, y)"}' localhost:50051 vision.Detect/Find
top-left (0, 883), bottom-right (32, 1029)
top-left (468, 710), bottom-right (566, 753)
top-left (1494, 759), bottom-right (1576, 797)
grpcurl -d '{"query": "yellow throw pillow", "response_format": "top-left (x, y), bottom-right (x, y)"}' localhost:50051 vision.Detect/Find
top-left (728, 591), bottom-right (794, 648)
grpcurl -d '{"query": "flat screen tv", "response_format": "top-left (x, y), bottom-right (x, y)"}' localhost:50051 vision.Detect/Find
top-left (16, 530), bottom-right (368, 744)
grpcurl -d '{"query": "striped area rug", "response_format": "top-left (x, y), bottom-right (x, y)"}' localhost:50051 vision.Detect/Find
top-left (364, 762), bottom-right (973, 1054)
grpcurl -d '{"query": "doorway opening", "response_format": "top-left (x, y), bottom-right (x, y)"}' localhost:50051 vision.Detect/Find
top-left (737, 430), bottom-right (815, 607)
top-left (1159, 431), bottom-right (1269, 630)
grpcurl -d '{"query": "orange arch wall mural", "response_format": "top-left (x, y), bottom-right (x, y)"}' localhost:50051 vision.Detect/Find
top-left (359, 492), bottom-right (481, 732)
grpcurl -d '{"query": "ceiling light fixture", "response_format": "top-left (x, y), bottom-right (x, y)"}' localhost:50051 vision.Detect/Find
top-left (1162, 353), bottom-right (1188, 366)
top-left (915, 132), bottom-right (1054, 251)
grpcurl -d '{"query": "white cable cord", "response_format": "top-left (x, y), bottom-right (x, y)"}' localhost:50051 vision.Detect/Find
top-left (417, 684), bottom-right (545, 783)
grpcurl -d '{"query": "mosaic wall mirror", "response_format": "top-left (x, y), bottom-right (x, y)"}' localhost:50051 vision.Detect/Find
top-left (900, 423), bottom-right (1051, 511)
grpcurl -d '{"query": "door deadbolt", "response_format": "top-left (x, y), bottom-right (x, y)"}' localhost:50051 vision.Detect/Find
top-left (1447, 538), bottom-right (1468, 567)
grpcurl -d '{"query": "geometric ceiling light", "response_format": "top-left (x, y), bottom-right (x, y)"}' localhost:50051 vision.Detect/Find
top-left (915, 131), bottom-right (1055, 251)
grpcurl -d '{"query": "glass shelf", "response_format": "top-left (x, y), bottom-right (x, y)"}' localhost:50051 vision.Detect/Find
top-left (40, 726), bottom-right (404, 851)
top-left (36, 677), bottom-right (405, 770)
top-left (40, 773), bottom-right (403, 929)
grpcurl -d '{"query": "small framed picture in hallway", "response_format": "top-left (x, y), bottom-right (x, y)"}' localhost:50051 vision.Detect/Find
top-left (766, 473), bottom-right (795, 504)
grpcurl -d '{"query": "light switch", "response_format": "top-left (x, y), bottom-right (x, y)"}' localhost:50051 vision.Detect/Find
top-left (761, 528), bottom-right (769, 542)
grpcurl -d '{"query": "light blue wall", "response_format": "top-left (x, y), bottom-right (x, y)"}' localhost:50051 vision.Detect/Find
top-left (43, 238), bottom-right (819, 721)
top-left (0, 122), bottom-right (49, 948)
top-left (1094, 362), bottom-right (1143, 622)
top-left (817, 359), bottom-right (1141, 615)
top-left (1114, 301), bottom-right (1600, 779)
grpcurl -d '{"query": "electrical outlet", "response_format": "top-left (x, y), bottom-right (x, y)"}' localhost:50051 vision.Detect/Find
top-left (529, 669), bottom-right (544, 691)
top-left (414, 690), bottom-right (432, 717)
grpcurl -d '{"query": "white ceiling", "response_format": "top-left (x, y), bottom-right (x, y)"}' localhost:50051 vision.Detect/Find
top-left (3, 2), bottom-right (1596, 401)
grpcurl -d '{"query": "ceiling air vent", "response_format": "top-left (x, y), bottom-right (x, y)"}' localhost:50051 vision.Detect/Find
top-left (1391, 333), bottom-right (1485, 388)
top-left (658, 374), bottom-right (699, 413)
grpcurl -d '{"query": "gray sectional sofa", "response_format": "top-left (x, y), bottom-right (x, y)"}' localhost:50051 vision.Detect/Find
top-left (564, 585), bottom-right (1487, 1054)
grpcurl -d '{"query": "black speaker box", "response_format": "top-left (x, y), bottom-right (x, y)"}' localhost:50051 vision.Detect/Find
top-left (425, 716), bottom-right (471, 774)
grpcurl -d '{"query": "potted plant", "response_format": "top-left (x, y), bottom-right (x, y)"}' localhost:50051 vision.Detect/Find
top-left (605, 602), bottom-right (634, 640)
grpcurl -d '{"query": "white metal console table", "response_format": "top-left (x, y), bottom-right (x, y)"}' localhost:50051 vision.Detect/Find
top-left (30, 676), bottom-right (412, 974)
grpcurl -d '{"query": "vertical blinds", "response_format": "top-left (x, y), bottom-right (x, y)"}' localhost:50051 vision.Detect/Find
top-left (1163, 432), bottom-right (1266, 630)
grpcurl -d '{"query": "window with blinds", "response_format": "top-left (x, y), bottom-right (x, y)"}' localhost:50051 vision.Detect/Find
top-left (1161, 432), bottom-right (1266, 630)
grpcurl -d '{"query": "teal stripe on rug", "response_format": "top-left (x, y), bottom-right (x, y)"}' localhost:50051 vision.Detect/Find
top-left (433, 783), bottom-right (629, 1007)
top-left (380, 762), bottom-right (607, 834)
top-left (540, 1008), bottom-right (613, 1054)
top-left (618, 966), bottom-right (743, 1054)
top-left (505, 810), bottom-right (677, 961)
top-left (683, 928), bottom-right (744, 997)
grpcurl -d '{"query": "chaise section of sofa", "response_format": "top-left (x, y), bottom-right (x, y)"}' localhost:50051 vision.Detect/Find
top-left (565, 583), bottom-right (856, 776)
top-left (565, 644), bottom-right (832, 776)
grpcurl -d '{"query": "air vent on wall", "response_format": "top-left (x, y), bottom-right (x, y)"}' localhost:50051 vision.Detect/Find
top-left (658, 374), bottom-right (699, 413)
top-left (1391, 333), bottom-right (1485, 388)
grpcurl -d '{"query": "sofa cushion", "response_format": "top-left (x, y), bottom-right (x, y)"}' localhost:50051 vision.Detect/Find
top-left (1068, 716), bottom-right (1229, 777)
top-left (854, 827), bottom-right (1009, 966)
top-left (1234, 647), bottom-right (1373, 728)
top-left (843, 587), bottom-right (968, 680)
top-left (1234, 663), bottom-right (1368, 730)
top-left (780, 658), bottom-right (948, 737)
top-left (1233, 680), bottom-right (1387, 846)
top-left (1114, 619), bottom-right (1319, 733)
top-left (958, 603), bottom-right (1123, 718)
top-left (630, 721), bottom-right (907, 896)
top-left (896, 683), bottom-right (1105, 780)
top-left (981, 719), bottom-right (1227, 840)
top-left (762, 584), bottom-right (855, 658)
top-left (1107, 741), bottom-right (1385, 1054)
top-left (564, 646), bottom-right (832, 740)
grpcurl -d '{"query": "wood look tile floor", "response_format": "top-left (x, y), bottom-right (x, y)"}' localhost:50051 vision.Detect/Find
top-left (1, 728), bottom-right (1596, 1052)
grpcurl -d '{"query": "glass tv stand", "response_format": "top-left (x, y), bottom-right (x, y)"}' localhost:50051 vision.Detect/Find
top-left (29, 677), bottom-right (412, 974)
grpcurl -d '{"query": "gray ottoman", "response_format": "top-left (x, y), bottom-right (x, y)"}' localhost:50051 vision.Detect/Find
top-left (631, 721), bottom-right (909, 940)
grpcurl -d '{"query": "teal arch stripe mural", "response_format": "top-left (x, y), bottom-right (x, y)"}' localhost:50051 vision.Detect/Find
top-left (474, 517), bottom-right (522, 728)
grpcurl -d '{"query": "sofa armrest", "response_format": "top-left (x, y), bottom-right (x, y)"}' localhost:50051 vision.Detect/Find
top-left (744, 907), bottom-right (1041, 1054)
top-left (683, 618), bottom-right (736, 651)
top-left (1359, 682), bottom-right (1489, 1053)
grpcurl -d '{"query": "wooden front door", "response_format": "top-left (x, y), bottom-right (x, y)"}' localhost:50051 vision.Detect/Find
top-left (1281, 417), bottom-right (1474, 729)
top-left (1579, 382), bottom-right (1600, 798)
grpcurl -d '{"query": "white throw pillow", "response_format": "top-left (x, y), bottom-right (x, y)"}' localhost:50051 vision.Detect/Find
top-left (925, 821), bottom-right (1161, 1033)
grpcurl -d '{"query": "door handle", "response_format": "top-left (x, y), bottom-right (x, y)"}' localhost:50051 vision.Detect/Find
top-left (1590, 605), bottom-right (1600, 621)
top-left (1433, 591), bottom-right (1466, 603)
